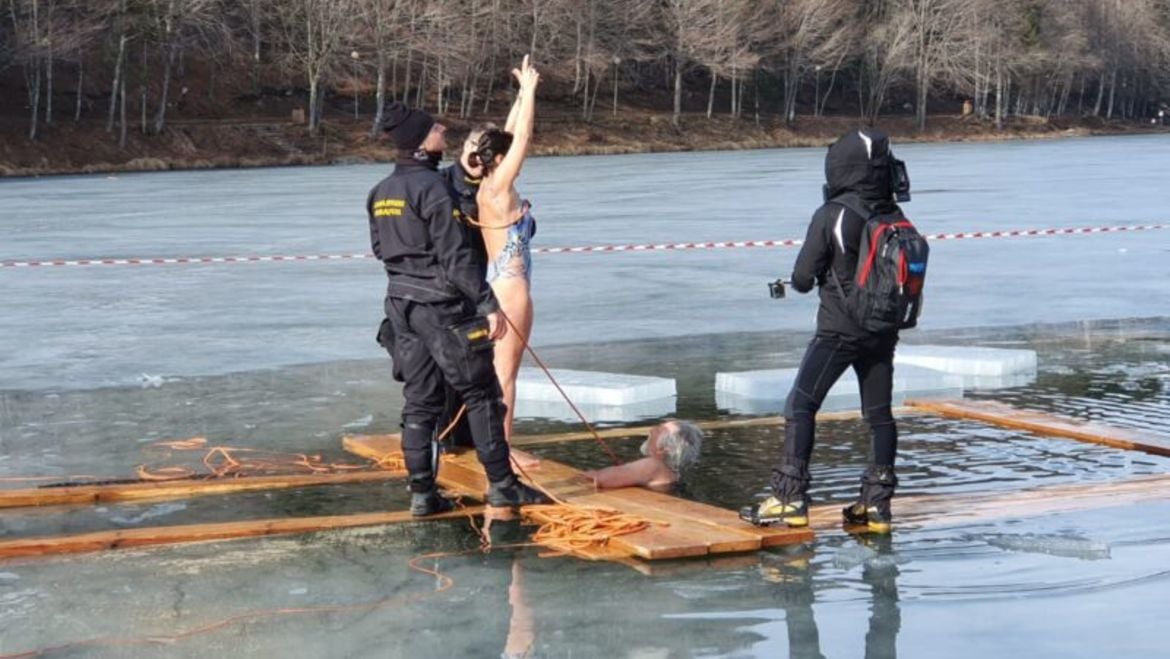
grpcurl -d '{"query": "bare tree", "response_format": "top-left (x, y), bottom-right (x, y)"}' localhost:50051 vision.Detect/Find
top-left (894, 0), bottom-right (969, 129)
top-left (275, 0), bottom-right (357, 133)
top-left (149, 0), bottom-right (218, 133)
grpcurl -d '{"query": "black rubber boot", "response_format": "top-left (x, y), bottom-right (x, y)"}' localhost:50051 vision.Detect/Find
top-left (486, 474), bottom-right (551, 508)
top-left (411, 487), bottom-right (456, 517)
top-left (842, 465), bottom-right (897, 533)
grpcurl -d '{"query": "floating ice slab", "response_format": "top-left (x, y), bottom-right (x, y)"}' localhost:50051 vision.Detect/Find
top-left (895, 345), bottom-right (1037, 376)
top-left (513, 397), bottom-right (677, 424)
top-left (714, 366), bottom-right (962, 415)
top-left (895, 345), bottom-right (1037, 389)
top-left (515, 368), bottom-right (676, 405)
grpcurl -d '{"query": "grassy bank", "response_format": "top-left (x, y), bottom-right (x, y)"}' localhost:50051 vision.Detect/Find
top-left (2, 107), bottom-right (1166, 178)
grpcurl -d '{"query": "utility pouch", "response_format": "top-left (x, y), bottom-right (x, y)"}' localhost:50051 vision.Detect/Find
top-left (449, 316), bottom-right (493, 352)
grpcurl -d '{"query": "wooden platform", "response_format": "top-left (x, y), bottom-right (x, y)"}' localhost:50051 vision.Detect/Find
top-left (0, 470), bottom-right (406, 510)
top-left (908, 398), bottom-right (1170, 457)
top-left (344, 435), bottom-right (813, 561)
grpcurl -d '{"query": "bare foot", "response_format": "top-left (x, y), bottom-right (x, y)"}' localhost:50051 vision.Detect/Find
top-left (510, 449), bottom-right (541, 471)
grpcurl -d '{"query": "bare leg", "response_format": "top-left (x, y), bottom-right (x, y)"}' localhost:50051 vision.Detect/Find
top-left (492, 280), bottom-right (539, 469)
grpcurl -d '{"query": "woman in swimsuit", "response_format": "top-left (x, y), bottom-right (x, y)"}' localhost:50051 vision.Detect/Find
top-left (471, 55), bottom-right (540, 467)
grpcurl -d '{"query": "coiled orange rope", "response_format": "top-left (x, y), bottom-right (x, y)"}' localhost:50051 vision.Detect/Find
top-left (524, 504), bottom-right (652, 555)
top-left (135, 437), bottom-right (380, 481)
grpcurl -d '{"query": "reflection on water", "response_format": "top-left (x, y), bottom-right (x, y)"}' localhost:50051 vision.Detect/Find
top-left (0, 318), bottom-right (1168, 656)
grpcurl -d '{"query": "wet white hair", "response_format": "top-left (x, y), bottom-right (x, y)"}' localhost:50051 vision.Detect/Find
top-left (643, 420), bottom-right (703, 473)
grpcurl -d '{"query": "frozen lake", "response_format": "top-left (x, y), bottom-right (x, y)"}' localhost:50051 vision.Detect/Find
top-left (2, 134), bottom-right (1169, 390)
top-left (2, 135), bottom-right (1169, 657)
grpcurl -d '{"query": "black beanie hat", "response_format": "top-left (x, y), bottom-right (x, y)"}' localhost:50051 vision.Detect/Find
top-left (380, 101), bottom-right (435, 152)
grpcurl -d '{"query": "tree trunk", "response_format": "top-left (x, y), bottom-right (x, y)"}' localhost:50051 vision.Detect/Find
top-left (107, 33), bottom-right (127, 133)
top-left (580, 65), bottom-right (590, 119)
top-left (372, 54), bottom-right (386, 137)
top-left (308, 75), bottom-right (320, 133)
top-left (671, 59), bottom-right (681, 129)
top-left (754, 69), bottom-right (760, 127)
top-left (482, 53), bottom-right (496, 114)
top-left (139, 41), bottom-right (148, 134)
top-left (26, 60), bottom-right (41, 140)
top-left (74, 59), bottom-right (84, 121)
top-left (572, 15), bottom-right (583, 95)
top-left (706, 73), bottom-right (716, 119)
top-left (1093, 72), bottom-right (1105, 117)
top-left (994, 63), bottom-right (1004, 130)
top-left (402, 50), bottom-right (413, 107)
top-left (154, 42), bottom-right (178, 134)
top-left (612, 61), bottom-right (618, 117)
top-left (44, 41), bottom-right (53, 125)
top-left (1106, 67), bottom-right (1117, 119)
top-left (119, 73), bottom-right (127, 147)
top-left (251, 8), bottom-right (261, 95)
top-left (916, 64), bottom-right (928, 130)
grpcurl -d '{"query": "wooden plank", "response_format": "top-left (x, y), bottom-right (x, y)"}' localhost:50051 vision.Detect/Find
top-left (348, 436), bottom-right (715, 559)
top-left (345, 434), bottom-right (812, 561)
top-left (908, 399), bottom-right (1170, 457)
top-left (582, 490), bottom-right (763, 557)
top-left (0, 506), bottom-right (484, 561)
top-left (0, 470), bottom-right (406, 510)
top-left (595, 487), bottom-right (814, 548)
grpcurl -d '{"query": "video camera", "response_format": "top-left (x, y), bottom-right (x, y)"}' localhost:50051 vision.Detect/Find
top-left (767, 278), bottom-right (789, 299)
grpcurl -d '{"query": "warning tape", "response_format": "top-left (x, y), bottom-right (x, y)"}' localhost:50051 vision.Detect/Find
top-left (1, 223), bottom-right (1165, 269)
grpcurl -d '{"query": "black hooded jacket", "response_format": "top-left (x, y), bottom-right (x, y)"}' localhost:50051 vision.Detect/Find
top-left (367, 158), bottom-right (498, 315)
top-left (790, 128), bottom-right (904, 339)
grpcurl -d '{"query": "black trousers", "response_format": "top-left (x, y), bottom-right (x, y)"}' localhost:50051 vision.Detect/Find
top-left (385, 296), bottom-right (513, 491)
top-left (774, 333), bottom-right (898, 497)
top-left (378, 318), bottom-right (473, 447)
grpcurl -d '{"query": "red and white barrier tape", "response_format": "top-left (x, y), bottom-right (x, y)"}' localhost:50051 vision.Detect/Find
top-left (1, 223), bottom-right (1165, 269)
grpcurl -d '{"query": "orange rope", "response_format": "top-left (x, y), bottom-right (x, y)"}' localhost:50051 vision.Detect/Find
top-left (497, 310), bottom-right (621, 466)
top-left (136, 438), bottom-right (382, 481)
top-left (524, 504), bottom-right (653, 556)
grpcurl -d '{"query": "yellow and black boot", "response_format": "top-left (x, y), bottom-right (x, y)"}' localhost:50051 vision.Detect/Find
top-left (740, 461), bottom-right (811, 527)
top-left (842, 465), bottom-right (897, 534)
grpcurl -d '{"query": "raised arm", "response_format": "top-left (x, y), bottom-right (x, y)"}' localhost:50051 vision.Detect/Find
top-left (491, 55), bottom-right (538, 188)
top-left (504, 84), bottom-right (524, 134)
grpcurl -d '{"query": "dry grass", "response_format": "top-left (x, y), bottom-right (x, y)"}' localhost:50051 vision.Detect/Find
top-left (124, 157), bottom-right (170, 172)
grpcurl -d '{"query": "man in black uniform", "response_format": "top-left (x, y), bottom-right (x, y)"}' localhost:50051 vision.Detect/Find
top-left (369, 102), bottom-right (547, 515)
top-left (741, 128), bottom-right (910, 534)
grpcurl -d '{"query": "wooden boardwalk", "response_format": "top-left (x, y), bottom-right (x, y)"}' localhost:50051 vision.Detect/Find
top-left (0, 471), bottom-right (406, 510)
top-left (344, 435), bottom-right (814, 562)
top-left (908, 398), bottom-right (1170, 457)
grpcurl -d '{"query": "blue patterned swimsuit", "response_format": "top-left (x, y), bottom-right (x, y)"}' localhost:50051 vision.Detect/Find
top-left (486, 201), bottom-right (536, 283)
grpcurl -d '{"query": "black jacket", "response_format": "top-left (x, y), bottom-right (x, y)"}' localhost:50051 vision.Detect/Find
top-left (441, 161), bottom-right (487, 277)
top-left (367, 159), bottom-right (498, 315)
top-left (442, 161), bottom-right (482, 224)
top-left (791, 128), bottom-right (903, 339)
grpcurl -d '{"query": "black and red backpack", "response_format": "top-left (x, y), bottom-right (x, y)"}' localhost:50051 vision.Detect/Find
top-left (830, 204), bottom-right (929, 334)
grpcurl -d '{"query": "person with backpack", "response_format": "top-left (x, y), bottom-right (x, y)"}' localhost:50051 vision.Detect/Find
top-left (740, 127), bottom-right (928, 534)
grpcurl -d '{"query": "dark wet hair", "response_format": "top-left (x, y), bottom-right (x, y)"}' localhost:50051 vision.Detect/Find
top-left (469, 129), bottom-right (514, 175)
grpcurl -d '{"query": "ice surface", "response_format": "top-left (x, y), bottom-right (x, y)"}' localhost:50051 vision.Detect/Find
top-left (714, 365), bottom-right (962, 414)
top-left (982, 533), bottom-right (1112, 560)
top-left (893, 344), bottom-right (1034, 379)
top-left (513, 396), bottom-right (676, 423)
top-left (3, 136), bottom-right (1170, 390)
top-left (515, 368), bottom-right (676, 405)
